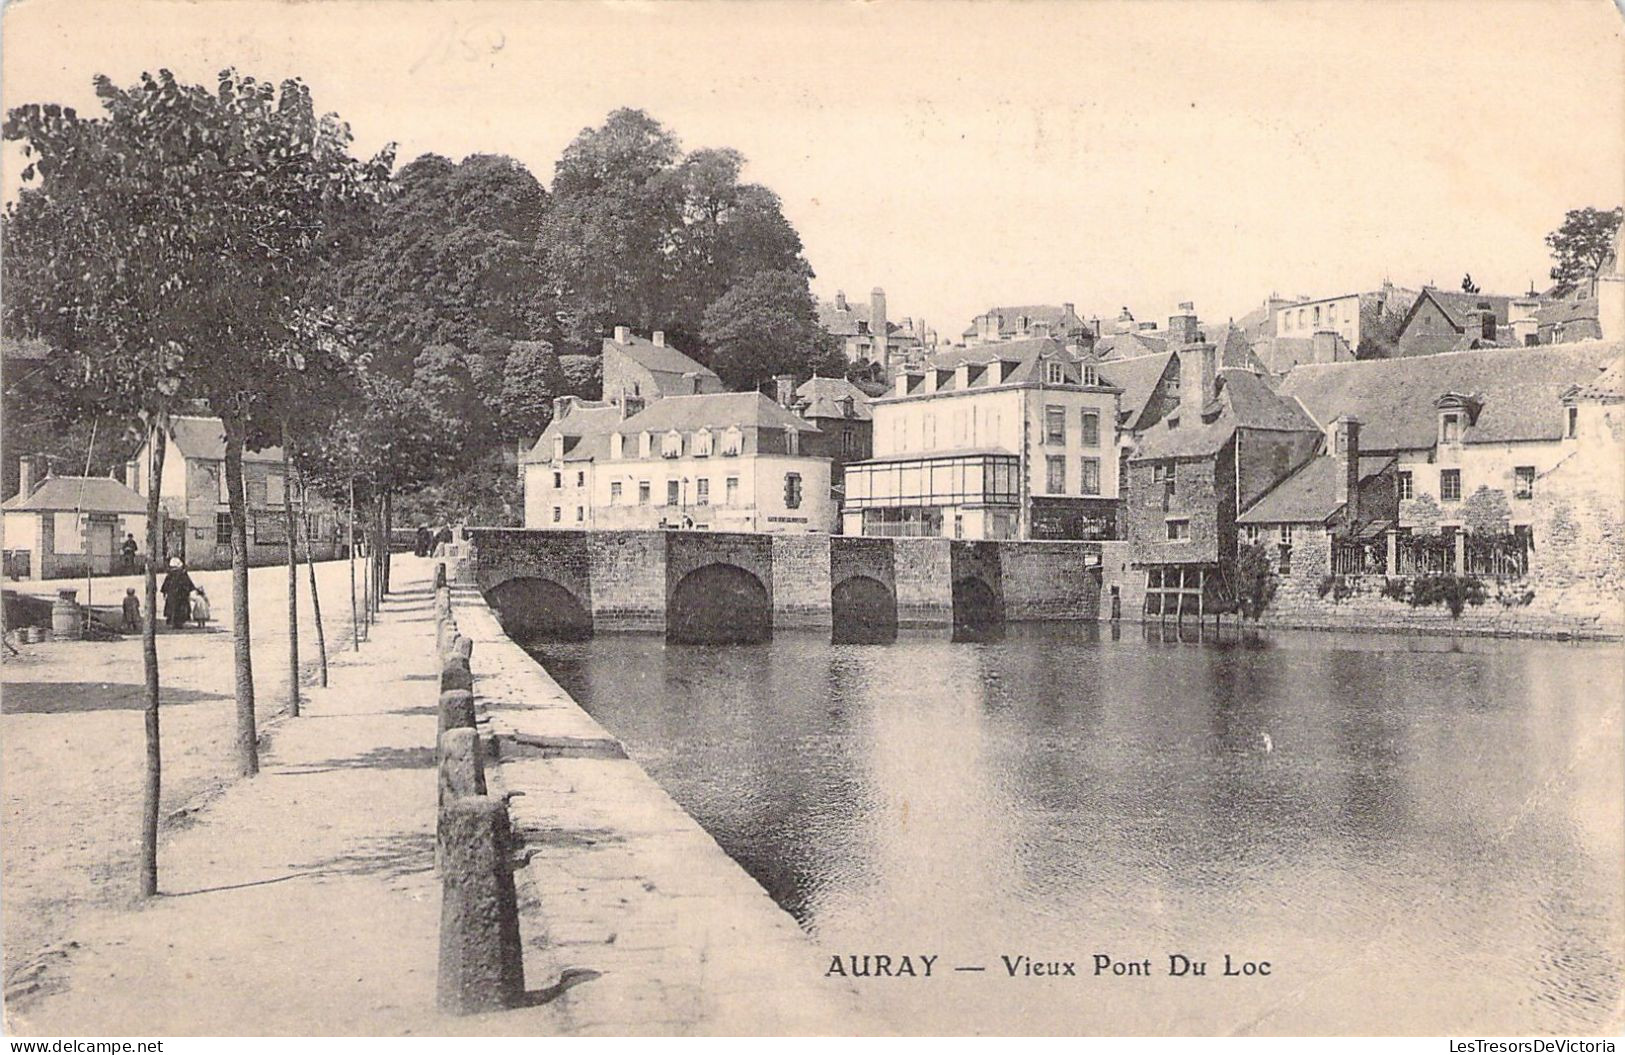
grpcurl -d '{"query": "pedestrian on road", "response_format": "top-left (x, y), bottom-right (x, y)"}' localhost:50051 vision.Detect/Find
top-left (190, 587), bottom-right (211, 627)
top-left (160, 557), bottom-right (195, 630)
top-left (122, 588), bottom-right (141, 632)
top-left (121, 533), bottom-right (139, 573)
top-left (414, 525), bottom-right (431, 558)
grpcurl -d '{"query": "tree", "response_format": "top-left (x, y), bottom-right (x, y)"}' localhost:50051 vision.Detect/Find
top-left (1229, 543), bottom-right (1279, 621)
top-left (540, 109), bottom-right (811, 356)
top-left (1461, 485), bottom-right (1511, 536)
top-left (1401, 492), bottom-right (1443, 534)
top-left (558, 354), bottom-right (603, 399)
top-left (4, 72), bottom-right (220, 896)
top-left (499, 340), bottom-right (562, 445)
top-left (700, 269), bottom-right (831, 391)
top-left (1546, 206), bottom-right (1623, 291)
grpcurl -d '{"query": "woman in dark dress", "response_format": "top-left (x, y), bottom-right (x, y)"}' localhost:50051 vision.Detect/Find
top-left (160, 557), bottom-right (195, 629)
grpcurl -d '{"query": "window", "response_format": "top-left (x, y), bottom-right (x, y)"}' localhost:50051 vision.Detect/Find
top-left (1441, 413), bottom-right (1460, 444)
top-left (726, 476), bottom-right (739, 505)
top-left (1081, 457), bottom-right (1101, 496)
top-left (1045, 405), bottom-right (1066, 444)
top-left (696, 478), bottom-right (710, 506)
top-left (551, 506), bottom-right (561, 523)
top-left (552, 471), bottom-right (563, 489)
top-left (953, 514), bottom-right (964, 539)
top-left (1440, 468), bottom-right (1462, 502)
top-left (1328, 303), bottom-right (1338, 325)
top-left (694, 429), bottom-right (713, 457)
top-left (786, 428), bottom-right (800, 456)
top-left (1278, 537), bottom-right (1293, 576)
top-left (265, 473), bottom-right (284, 507)
top-left (1279, 524), bottom-right (1292, 545)
top-left (1242, 524), bottom-right (1260, 545)
top-left (576, 470), bottom-right (585, 487)
top-left (661, 430), bottom-right (683, 459)
top-left (1166, 519), bottom-right (1190, 541)
top-left (1153, 461), bottom-right (1177, 495)
top-left (638, 432), bottom-right (652, 458)
top-left (638, 481), bottom-right (651, 505)
top-left (1397, 470), bottom-right (1413, 500)
top-left (1080, 364), bottom-right (1098, 386)
top-left (217, 467), bottom-right (229, 504)
top-left (784, 473), bottom-right (803, 509)
top-left (1567, 406), bottom-right (1579, 438)
top-left (1046, 455), bottom-right (1067, 493)
top-left (610, 433), bottom-right (624, 459)
top-left (216, 512), bottom-right (232, 543)
top-left (610, 481), bottom-right (623, 503)
top-left (1081, 410), bottom-right (1100, 447)
top-left (1313, 305), bottom-right (1322, 327)
top-left (667, 480), bottom-right (680, 506)
top-left (1514, 466), bottom-right (1535, 500)
top-left (575, 506), bottom-right (584, 523)
top-left (721, 427), bottom-right (743, 457)
top-left (1045, 361), bottom-right (1064, 384)
top-left (842, 428), bottom-right (857, 455)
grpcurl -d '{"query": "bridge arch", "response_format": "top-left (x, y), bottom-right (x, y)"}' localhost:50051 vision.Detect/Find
top-left (831, 574), bottom-right (898, 644)
top-left (668, 563), bottom-right (771, 645)
top-left (951, 575), bottom-right (1005, 642)
top-left (486, 576), bottom-right (593, 642)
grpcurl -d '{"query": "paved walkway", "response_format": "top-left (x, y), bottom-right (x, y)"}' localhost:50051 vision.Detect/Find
top-left (5, 557), bottom-right (879, 1035)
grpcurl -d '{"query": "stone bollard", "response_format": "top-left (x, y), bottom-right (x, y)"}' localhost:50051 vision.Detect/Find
top-left (452, 634), bottom-right (474, 664)
top-left (434, 562), bottom-right (447, 590)
top-left (438, 688), bottom-right (477, 734)
top-left (437, 796), bottom-right (525, 1015)
top-left (437, 727), bottom-right (487, 804)
top-left (437, 620), bottom-right (461, 660)
top-left (440, 657), bottom-right (473, 695)
top-left (435, 588), bottom-right (453, 624)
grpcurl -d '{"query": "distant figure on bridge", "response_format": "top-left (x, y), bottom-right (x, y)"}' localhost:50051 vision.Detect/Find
top-left (414, 525), bottom-right (431, 557)
top-left (433, 525), bottom-right (453, 556)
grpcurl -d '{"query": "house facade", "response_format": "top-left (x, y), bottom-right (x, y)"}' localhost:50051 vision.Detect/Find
top-left (1393, 288), bottom-right (1516, 357)
top-left (962, 303), bottom-right (1090, 347)
top-left (1125, 343), bottom-right (1323, 615)
top-left (817, 287), bottom-right (931, 371)
top-left (523, 392), bottom-right (836, 534)
top-left (3, 459), bottom-right (149, 581)
top-left (842, 337), bottom-right (1123, 540)
top-left (130, 416), bottom-right (343, 570)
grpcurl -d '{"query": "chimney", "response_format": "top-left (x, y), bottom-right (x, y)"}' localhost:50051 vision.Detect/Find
top-left (1332, 416), bottom-right (1362, 525)
top-left (613, 325), bottom-right (630, 345)
top-left (1168, 302), bottom-right (1199, 345)
top-left (1462, 308), bottom-right (1494, 341)
top-left (980, 311), bottom-right (998, 342)
top-left (870, 287), bottom-right (888, 364)
top-left (1062, 302), bottom-right (1076, 319)
top-left (652, 330), bottom-right (666, 348)
top-left (835, 290), bottom-right (848, 311)
top-left (772, 373), bottom-right (796, 407)
top-left (1115, 307), bottom-right (1134, 334)
top-left (125, 460), bottom-right (140, 491)
top-left (17, 455), bottom-right (33, 499)
top-left (1176, 342), bottom-right (1216, 420)
top-left (681, 371), bottom-right (701, 395)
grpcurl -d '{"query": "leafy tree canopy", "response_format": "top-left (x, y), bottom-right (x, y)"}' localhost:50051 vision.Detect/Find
top-left (701, 269), bottom-right (842, 391)
top-left (1546, 206), bottom-right (1623, 290)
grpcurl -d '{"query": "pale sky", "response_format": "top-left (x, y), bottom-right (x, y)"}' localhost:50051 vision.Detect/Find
top-left (3, 0), bottom-right (1623, 339)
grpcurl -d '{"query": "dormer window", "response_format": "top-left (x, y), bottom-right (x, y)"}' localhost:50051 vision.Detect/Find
top-left (1080, 363), bottom-right (1099, 386)
top-left (785, 427), bottom-right (800, 456)
top-left (1440, 412), bottom-right (1460, 444)
top-left (693, 428), bottom-right (713, 457)
top-left (610, 432), bottom-right (624, 460)
top-left (552, 435), bottom-right (565, 461)
top-left (721, 426), bottom-right (743, 457)
top-left (1045, 361), bottom-right (1065, 384)
top-left (661, 430), bottom-right (683, 458)
top-left (638, 431), bottom-right (652, 459)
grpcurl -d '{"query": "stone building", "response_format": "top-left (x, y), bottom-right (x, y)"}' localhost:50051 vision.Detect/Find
top-left (843, 337), bottom-right (1125, 540)
top-left (790, 375), bottom-right (874, 486)
top-left (600, 326), bottom-right (723, 409)
top-left (961, 303), bottom-right (1090, 348)
top-left (1125, 342), bottom-right (1323, 616)
top-left (817, 287), bottom-right (932, 372)
top-left (1530, 357), bottom-right (1624, 605)
top-left (1392, 288), bottom-right (1516, 357)
top-left (130, 416), bottom-right (343, 570)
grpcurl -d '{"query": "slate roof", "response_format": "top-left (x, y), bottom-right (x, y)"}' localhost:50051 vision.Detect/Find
top-left (621, 392), bottom-right (819, 434)
top-left (3, 476), bottom-right (147, 515)
top-left (1209, 324), bottom-right (1267, 372)
top-left (1534, 298), bottom-right (1599, 326)
top-left (1237, 455), bottom-right (1395, 525)
top-left (1132, 369), bottom-right (1319, 461)
top-left (962, 304), bottom-right (1086, 338)
top-left (1096, 352), bottom-right (1174, 430)
top-left (1562, 356), bottom-right (1624, 402)
top-left (917, 337), bottom-right (1120, 392)
top-left (524, 400), bottom-right (626, 464)
top-left (795, 377), bottom-right (874, 421)
top-left (1094, 332), bottom-right (1167, 359)
top-left (604, 333), bottom-right (718, 382)
top-left (166, 416), bottom-right (284, 464)
top-left (1278, 341), bottom-right (1621, 451)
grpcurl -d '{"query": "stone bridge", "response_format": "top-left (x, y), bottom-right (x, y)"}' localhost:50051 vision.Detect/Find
top-left (465, 529), bottom-right (1103, 645)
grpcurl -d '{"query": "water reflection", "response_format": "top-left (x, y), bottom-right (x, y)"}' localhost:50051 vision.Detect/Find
top-left (531, 626), bottom-right (1624, 1034)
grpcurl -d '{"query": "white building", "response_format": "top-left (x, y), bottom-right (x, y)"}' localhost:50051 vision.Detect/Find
top-left (523, 393), bottom-right (836, 534)
top-left (842, 337), bottom-right (1124, 539)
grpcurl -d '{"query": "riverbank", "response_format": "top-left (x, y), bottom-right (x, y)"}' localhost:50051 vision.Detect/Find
top-left (3, 557), bottom-right (878, 1035)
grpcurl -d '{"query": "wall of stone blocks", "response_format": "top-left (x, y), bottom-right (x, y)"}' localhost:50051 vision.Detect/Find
top-left (770, 532), bottom-right (832, 628)
top-left (891, 537), bottom-right (953, 626)
top-left (997, 541), bottom-right (1101, 621)
top-left (588, 531), bottom-right (668, 632)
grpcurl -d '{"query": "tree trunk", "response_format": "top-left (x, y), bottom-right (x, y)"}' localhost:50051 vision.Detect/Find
top-left (299, 478), bottom-right (328, 687)
top-left (348, 476), bottom-right (360, 649)
top-left (281, 424), bottom-right (299, 718)
top-left (140, 423), bottom-right (166, 898)
top-left (222, 413), bottom-right (259, 777)
top-left (382, 492), bottom-right (393, 595)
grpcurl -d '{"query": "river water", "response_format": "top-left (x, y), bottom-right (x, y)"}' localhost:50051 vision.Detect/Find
top-left (528, 624), bottom-right (1624, 1034)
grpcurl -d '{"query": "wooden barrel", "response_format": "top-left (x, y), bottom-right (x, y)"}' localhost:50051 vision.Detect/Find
top-left (50, 588), bottom-right (81, 641)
